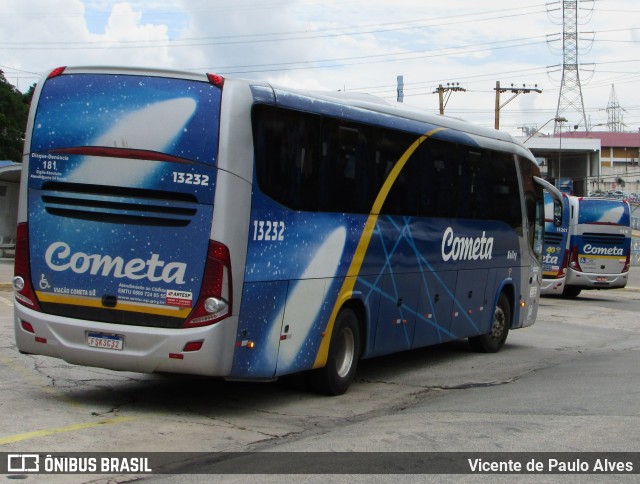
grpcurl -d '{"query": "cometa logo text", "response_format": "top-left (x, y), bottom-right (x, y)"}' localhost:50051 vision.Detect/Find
top-left (44, 242), bottom-right (187, 284)
top-left (582, 244), bottom-right (624, 256)
top-left (441, 227), bottom-right (494, 262)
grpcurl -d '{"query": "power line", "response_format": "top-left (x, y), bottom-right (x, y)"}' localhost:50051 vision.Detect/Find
top-left (0, 4), bottom-right (548, 46)
top-left (0, 6), bottom-right (549, 50)
top-left (198, 36), bottom-right (552, 74)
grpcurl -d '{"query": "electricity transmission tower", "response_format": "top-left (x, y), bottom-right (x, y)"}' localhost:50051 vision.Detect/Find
top-left (606, 84), bottom-right (625, 132)
top-left (549, 0), bottom-right (592, 133)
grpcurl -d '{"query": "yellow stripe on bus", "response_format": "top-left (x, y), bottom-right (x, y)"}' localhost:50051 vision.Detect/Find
top-left (578, 254), bottom-right (628, 260)
top-left (313, 127), bottom-right (446, 368)
top-left (35, 292), bottom-right (192, 318)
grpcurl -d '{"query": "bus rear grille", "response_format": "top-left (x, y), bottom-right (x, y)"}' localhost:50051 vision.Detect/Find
top-left (582, 233), bottom-right (626, 246)
top-left (544, 232), bottom-right (563, 245)
top-left (41, 182), bottom-right (198, 227)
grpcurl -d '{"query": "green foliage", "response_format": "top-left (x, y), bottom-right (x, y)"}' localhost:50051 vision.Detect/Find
top-left (0, 70), bottom-right (34, 162)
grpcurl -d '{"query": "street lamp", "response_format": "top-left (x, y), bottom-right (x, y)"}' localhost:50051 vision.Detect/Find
top-left (523, 116), bottom-right (568, 143)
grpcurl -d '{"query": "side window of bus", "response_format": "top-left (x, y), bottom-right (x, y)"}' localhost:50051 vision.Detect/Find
top-left (421, 139), bottom-right (459, 218)
top-left (489, 153), bottom-right (522, 229)
top-left (253, 105), bottom-right (321, 211)
top-left (379, 130), bottom-right (420, 215)
top-left (460, 147), bottom-right (492, 220)
top-left (323, 122), bottom-right (372, 213)
top-left (383, 136), bottom-right (459, 218)
top-left (518, 155), bottom-right (544, 255)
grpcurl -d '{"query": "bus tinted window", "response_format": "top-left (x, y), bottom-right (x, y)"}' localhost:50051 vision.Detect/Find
top-left (489, 152), bottom-right (522, 229)
top-left (518, 155), bottom-right (544, 257)
top-left (253, 104), bottom-right (523, 227)
top-left (324, 120), bottom-right (376, 213)
top-left (253, 105), bottom-right (322, 211)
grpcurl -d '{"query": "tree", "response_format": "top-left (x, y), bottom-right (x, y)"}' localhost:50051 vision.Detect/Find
top-left (0, 70), bottom-right (33, 162)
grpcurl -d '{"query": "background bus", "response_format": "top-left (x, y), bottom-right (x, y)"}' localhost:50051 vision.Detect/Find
top-left (541, 192), bottom-right (571, 296)
top-left (14, 66), bottom-right (551, 395)
top-left (562, 196), bottom-right (631, 298)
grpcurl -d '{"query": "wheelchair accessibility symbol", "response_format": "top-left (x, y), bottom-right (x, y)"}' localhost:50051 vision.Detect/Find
top-left (39, 274), bottom-right (51, 290)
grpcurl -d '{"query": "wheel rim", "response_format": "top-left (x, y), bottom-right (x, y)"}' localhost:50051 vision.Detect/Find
top-left (335, 326), bottom-right (355, 378)
top-left (490, 306), bottom-right (506, 340)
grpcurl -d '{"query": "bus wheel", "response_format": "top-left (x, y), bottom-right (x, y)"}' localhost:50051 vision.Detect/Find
top-left (469, 293), bottom-right (510, 353)
top-left (562, 286), bottom-right (581, 298)
top-left (309, 308), bottom-right (360, 396)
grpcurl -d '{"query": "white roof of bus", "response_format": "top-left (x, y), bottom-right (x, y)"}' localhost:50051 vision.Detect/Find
top-left (273, 86), bottom-right (519, 144)
top-left (48, 66), bottom-right (532, 160)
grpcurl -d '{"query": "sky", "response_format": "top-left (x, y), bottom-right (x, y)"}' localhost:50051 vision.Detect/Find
top-left (1, 0), bottom-right (639, 136)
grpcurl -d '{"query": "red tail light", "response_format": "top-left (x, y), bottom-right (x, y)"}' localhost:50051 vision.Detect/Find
top-left (13, 223), bottom-right (41, 310)
top-left (568, 245), bottom-right (582, 272)
top-left (622, 251), bottom-right (631, 273)
top-left (47, 66), bottom-right (66, 80)
top-left (207, 73), bottom-right (224, 88)
top-left (558, 249), bottom-right (569, 278)
top-left (182, 241), bottom-right (232, 328)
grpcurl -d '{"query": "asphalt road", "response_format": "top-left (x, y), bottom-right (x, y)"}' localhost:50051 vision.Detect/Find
top-left (1, 275), bottom-right (639, 482)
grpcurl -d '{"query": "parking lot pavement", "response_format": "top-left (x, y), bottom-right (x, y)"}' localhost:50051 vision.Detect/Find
top-left (0, 259), bottom-right (12, 290)
top-left (625, 264), bottom-right (640, 289)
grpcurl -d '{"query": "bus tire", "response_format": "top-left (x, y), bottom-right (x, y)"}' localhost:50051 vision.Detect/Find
top-left (309, 308), bottom-right (360, 396)
top-left (469, 292), bottom-right (510, 353)
top-left (562, 286), bottom-right (581, 298)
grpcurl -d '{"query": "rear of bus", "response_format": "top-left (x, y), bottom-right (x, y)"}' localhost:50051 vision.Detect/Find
top-left (541, 192), bottom-right (570, 296)
top-left (13, 67), bottom-right (241, 375)
top-left (564, 197), bottom-right (631, 297)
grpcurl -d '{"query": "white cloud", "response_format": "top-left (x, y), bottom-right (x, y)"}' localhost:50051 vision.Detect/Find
top-left (0, 0), bottom-right (172, 80)
top-left (1, 0), bottom-right (639, 133)
top-left (101, 2), bottom-right (166, 40)
top-left (90, 2), bottom-right (172, 66)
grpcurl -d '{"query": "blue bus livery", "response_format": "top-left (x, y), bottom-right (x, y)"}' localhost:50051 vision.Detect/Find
top-left (562, 196), bottom-right (631, 298)
top-left (14, 67), bottom-right (552, 394)
top-left (541, 192), bottom-right (571, 296)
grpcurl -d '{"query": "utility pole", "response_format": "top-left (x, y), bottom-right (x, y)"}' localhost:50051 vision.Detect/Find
top-left (433, 83), bottom-right (466, 115)
top-left (494, 81), bottom-right (542, 130)
top-left (397, 75), bottom-right (404, 103)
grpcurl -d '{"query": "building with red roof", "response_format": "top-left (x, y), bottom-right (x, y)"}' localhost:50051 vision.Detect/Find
top-left (523, 131), bottom-right (640, 197)
top-left (558, 131), bottom-right (640, 167)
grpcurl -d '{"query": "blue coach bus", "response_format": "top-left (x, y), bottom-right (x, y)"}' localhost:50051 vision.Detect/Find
top-left (541, 192), bottom-right (571, 296)
top-left (561, 196), bottom-right (632, 298)
top-left (14, 66), bottom-right (556, 394)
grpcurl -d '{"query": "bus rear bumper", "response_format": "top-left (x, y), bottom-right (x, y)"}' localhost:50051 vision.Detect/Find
top-left (565, 269), bottom-right (628, 289)
top-left (14, 303), bottom-right (238, 377)
top-left (541, 276), bottom-right (566, 296)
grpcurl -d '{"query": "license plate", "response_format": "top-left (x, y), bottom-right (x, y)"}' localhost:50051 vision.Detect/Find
top-left (87, 332), bottom-right (124, 351)
top-left (596, 276), bottom-right (607, 282)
